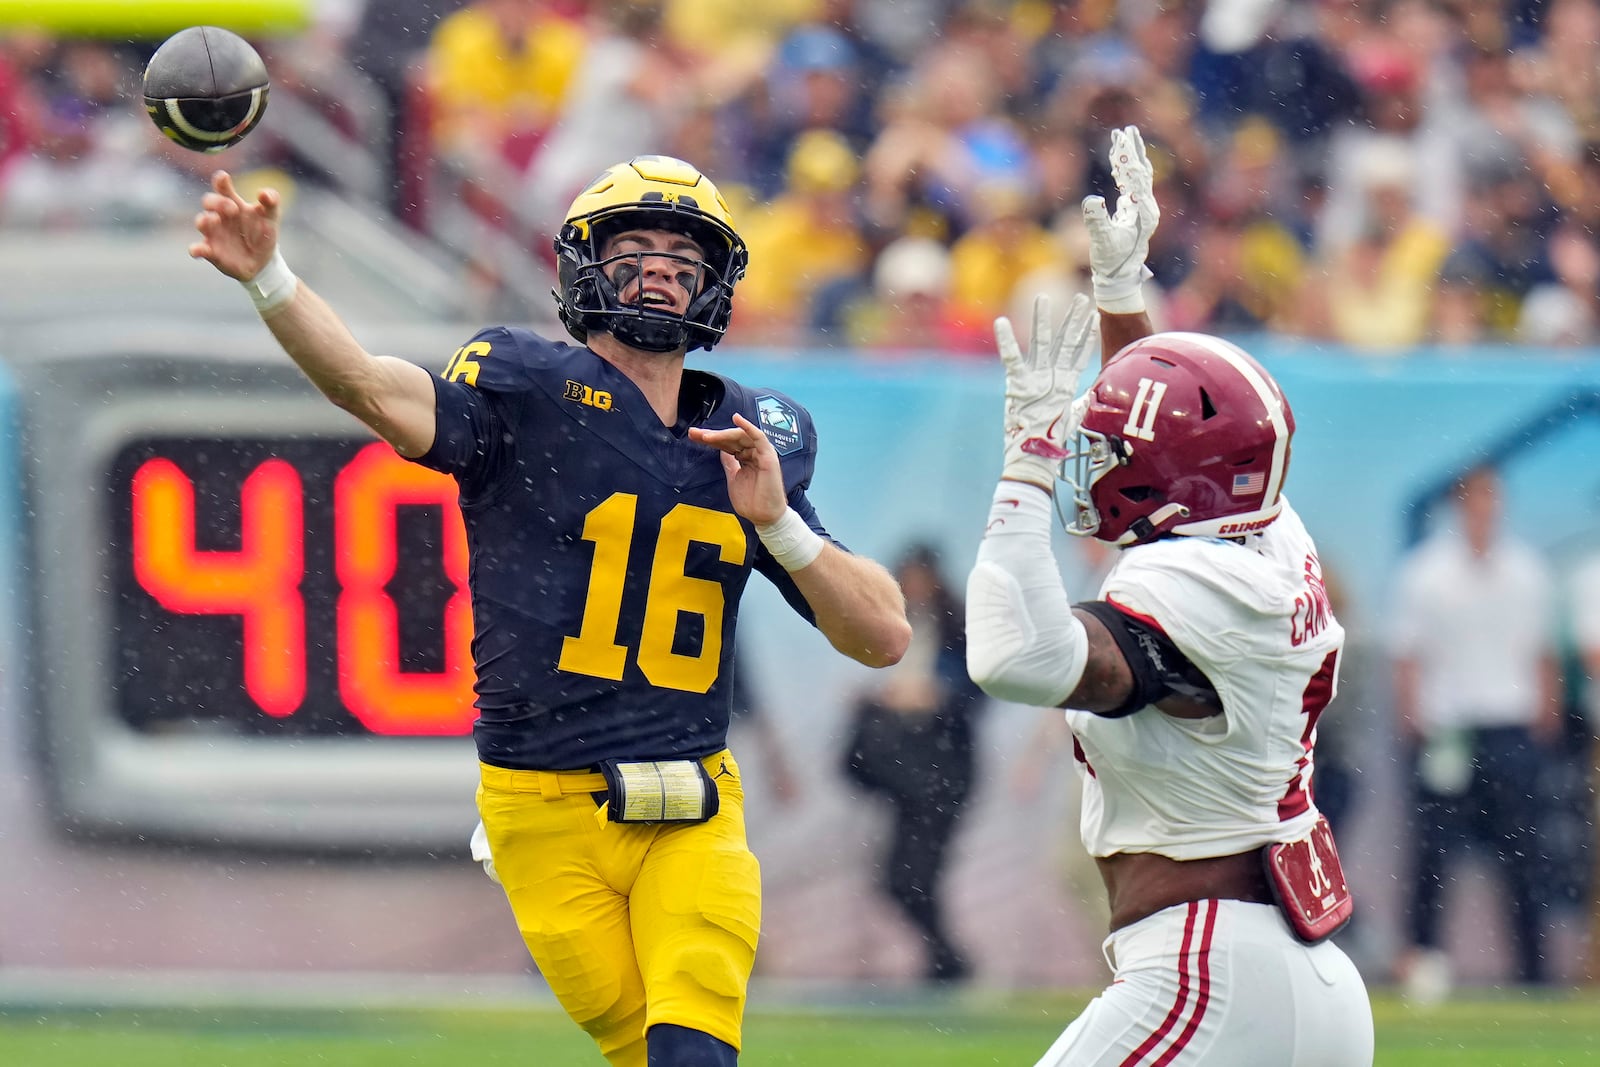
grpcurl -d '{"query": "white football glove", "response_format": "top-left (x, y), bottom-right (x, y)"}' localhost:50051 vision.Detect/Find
top-left (469, 819), bottom-right (501, 885)
top-left (996, 292), bottom-right (1099, 488)
top-left (1082, 125), bottom-right (1159, 314)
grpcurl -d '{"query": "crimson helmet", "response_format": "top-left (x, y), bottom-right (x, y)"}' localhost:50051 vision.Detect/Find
top-left (554, 155), bottom-right (748, 353)
top-left (1062, 332), bottom-right (1294, 545)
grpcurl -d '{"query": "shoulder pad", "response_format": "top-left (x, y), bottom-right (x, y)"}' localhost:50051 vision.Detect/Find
top-left (1113, 537), bottom-right (1296, 620)
top-left (439, 326), bottom-right (582, 394)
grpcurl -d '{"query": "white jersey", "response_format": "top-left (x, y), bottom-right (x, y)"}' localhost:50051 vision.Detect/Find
top-left (1070, 499), bottom-right (1343, 860)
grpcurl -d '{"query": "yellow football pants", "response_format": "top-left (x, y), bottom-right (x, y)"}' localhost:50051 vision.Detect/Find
top-left (477, 752), bottom-right (760, 1067)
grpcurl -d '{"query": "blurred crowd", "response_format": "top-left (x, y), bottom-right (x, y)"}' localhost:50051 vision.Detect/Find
top-left (2, 0), bottom-right (1599, 352)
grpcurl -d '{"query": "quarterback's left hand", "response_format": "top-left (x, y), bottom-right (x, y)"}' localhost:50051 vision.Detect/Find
top-left (996, 293), bottom-right (1099, 489)
top-left (689, 413), bottom-right (788, 525)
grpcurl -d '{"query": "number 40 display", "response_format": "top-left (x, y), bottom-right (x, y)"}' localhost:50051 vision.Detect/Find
top-left (130, 442), bottom-right (475, 735)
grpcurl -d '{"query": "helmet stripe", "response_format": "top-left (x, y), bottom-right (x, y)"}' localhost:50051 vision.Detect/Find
top-left (1160, 332), bottom-right (1289, 505)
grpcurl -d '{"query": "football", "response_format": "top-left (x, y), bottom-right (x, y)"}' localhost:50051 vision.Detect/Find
top-left (142, 26), bottom-right (269, 153)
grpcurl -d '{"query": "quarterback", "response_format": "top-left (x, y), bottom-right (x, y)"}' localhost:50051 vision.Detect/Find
top-left (189, 156), bottom-right (910, 1066)
top-left (966, 128), bottom-right (1374, 1065)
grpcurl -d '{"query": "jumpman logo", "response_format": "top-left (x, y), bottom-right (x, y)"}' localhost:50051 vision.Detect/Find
top-left (713, 758), bottom-right (734, 780)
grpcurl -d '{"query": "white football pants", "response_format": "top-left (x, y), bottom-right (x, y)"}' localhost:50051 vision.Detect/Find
top-left (1034, 899), bottom-right (1373, 1067)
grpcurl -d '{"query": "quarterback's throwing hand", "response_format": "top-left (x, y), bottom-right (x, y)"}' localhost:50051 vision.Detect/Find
top-left (996, 293), bottom-right (1099, 489)
top-left (1081, 125), bottom-right (1158, 314)
top-left (189, 170), bottom-right (282, 282)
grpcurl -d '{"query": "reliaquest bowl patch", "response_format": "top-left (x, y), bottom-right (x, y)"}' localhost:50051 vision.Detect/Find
top-left (756, 394), bottom-right (803, 456)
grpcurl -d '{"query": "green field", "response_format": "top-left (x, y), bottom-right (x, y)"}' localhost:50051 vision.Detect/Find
top-left (2, 991), bottom-right (1598, 1065)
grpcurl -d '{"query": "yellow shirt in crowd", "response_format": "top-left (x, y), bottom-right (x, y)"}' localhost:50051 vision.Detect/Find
top-left (428, 5), bottom-right (585, 136)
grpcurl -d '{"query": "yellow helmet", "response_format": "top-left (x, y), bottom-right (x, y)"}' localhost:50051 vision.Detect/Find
top-left (553, 155), bottom-right (749, 352)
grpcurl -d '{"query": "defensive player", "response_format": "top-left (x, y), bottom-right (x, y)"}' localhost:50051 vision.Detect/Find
top-left (189, 155), bottom-right (911, 1067)
top-left (965, 128), bottom-right (1374, 1065)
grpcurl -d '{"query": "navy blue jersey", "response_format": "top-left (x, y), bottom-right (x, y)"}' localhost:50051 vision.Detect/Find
top-left (413, 327), bottom-right (831, 769)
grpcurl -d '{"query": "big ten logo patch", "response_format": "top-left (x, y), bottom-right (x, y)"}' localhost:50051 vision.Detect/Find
top-left (564, 380), bottom-right (614, 411)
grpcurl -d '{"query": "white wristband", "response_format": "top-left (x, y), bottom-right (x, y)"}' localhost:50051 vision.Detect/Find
top-left (1092, 266), bottom-right (1152, 315)
top-left (241, 247), bottom-right (299, 315)
top-left (756, 508), bottom-right (825, 572)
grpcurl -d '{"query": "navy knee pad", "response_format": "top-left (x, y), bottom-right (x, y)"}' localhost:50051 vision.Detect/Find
top-left (647, 1023), bottom-right (737, 1066)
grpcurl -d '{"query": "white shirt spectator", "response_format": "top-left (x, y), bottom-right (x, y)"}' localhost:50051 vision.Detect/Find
top-left (1391, 530), bottom-right (1554, 732)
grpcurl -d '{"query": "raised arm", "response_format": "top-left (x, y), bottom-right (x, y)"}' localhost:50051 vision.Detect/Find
top-left (963, 293), bottom-right (1135, 713)
top-left (189, 171), bottom-right (438, 457)
top-left (689, 413), bottom-right (911, 668)
top-left (1083, 126), bottom-right (1159, 364)
top-left (1100, 310), bottom-right (1154, 363)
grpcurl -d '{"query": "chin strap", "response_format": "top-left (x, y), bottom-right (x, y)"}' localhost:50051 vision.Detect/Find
top-left (1124, 502), bottom-right (1191, 545)
top-left (608, 314), bottom-right (688, 352)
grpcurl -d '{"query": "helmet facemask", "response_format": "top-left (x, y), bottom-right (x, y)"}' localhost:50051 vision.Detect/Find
top-left (1057, 427), bottom-right (1121, 538)
top-left (1058, 429), bottom-right (1192, 545)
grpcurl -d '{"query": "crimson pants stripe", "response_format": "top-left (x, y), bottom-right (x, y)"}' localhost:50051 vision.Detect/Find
top-left (1152, 900), bottom-right (1217, 1065)
top-left (1117, 900), bottom-right (1216, 1066)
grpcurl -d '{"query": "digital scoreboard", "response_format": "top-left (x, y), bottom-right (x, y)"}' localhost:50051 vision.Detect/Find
top-left (20, 341), bottom-right (481, 851)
